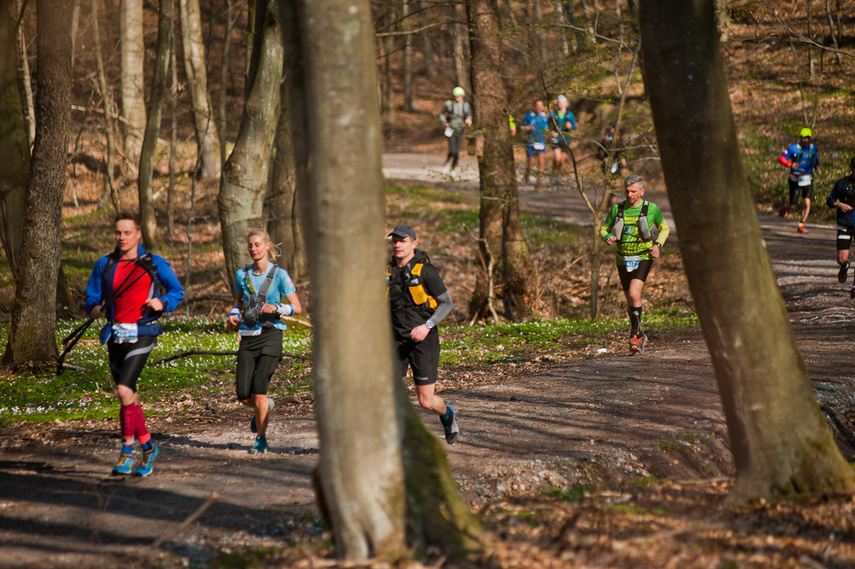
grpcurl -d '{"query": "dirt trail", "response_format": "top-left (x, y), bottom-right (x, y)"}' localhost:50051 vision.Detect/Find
top-left (0, 154), bottom-right (852, 568)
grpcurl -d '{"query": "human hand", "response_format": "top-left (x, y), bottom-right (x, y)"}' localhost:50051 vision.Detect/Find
top-left (605, 235), bottom-right (618, 245)
top-left (145, 298), bottom-right (164, 312)
top-left (91, 304), bottom-right (105, 318)
top-left (839, 203), bottom-right (853, 213)
top-left (259, 303), bottom-right (276, 314)
top-left (410, 324), bottom-right (430, 343)
top-left (650, 244), bottom-right (661, 259)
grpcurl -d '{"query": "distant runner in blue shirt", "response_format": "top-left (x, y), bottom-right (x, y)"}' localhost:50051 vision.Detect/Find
top-left (549, 95), bottom-right (576, 181)
top-left (779, 127), bottom-right (820, 234)
top-left (521, 100), bottom-right (549, 188)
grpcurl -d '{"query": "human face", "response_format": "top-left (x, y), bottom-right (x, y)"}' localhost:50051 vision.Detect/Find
top-left (392, 235), bottom-right (417, 265)
top-left (534, 100), bottom-right (544, 113)
top-left (800, 136), bottom-right (811, 148)
top-left (557, 99), bottom-right (567, 111)
top-left (624, 183), bottom-right (645, 207)
top-left (114, 219), bottom-right (141, 258)
top-left (455, 94), bottom-right (464, 102)
top-left (247, 234), bottom-right (270, 263)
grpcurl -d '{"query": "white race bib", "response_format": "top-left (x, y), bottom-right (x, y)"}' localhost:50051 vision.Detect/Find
top-left (798, 175), bottom-right (812, 187)
top-left (532, 142), bottom-right (545, 150)
top-left (112, 323), bottom-right (138, 344)
top-left (239, 322), bottom-right (263, 337)
top-left (623, 255), bottom-right (641, 272)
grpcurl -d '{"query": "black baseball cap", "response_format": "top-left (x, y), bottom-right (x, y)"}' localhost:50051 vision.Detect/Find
top-left (387, 224), bottom-right (417, 240)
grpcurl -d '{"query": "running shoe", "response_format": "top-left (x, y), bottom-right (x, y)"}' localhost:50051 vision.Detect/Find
top-left (838, 262), bottom-right (849, 284)
top-left (629, 332), bottom-right (648, 355)
top-left (850, 286), bottom-right (855, 300)
top-left (134, 445), bottom-right (160, 477)
top-left (441, 405), bottom-right (459, 444)
top-left (250, 397), bottom-right (274, 433)
top-left (111, 453), bottom-right (134, 476)
top-left (249, 436), bottom-right (269, 454)
top-left (797, 224), bottom-right (808, 234)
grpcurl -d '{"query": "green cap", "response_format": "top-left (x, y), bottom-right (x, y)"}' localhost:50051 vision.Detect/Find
top-left (800, 127), bottom-right (812, 138)
top-left (452, 86), bottom-right (465, 97)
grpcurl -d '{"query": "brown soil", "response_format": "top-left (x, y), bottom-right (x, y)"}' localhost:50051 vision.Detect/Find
top-left (2, 162), bottom-right (854, 568)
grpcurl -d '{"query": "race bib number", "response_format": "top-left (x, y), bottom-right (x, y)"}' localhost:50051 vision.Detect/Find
top-left (532, 142), bottom-right (545, 150)
top-left (798, 175), bottom-right (812, 187)
top-left (623, 256), bottom-right (641, 273)
top-left (444, 127), bottom-right (454, 138)
top-left (239, 322), bottom-right (263, 337)
top-left (112, 323), bottom-right (138, 344)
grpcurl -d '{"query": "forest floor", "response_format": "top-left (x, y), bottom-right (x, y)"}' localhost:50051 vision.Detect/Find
top-left (1, 149), bottom-right (855, 569)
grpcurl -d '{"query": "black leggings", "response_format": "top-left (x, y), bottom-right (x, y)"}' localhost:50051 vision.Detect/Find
top-left (108, 336), bottom-right (157, 392)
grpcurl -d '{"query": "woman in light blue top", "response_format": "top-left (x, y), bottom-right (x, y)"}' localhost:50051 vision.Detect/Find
top-left (226, 229), bottom-right (302, 454)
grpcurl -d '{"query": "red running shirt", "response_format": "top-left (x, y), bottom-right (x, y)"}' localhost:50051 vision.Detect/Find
top-left (111, 259), bottom-right (153, 323)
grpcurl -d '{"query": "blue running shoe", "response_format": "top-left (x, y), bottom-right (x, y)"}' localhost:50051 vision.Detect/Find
top-left (111, 453), bottom-right (134, 476)
top-left (134, 445), bottom-right (160, 477)
top-left (250, 397), bottom-right (274, 433)
top-left (249, 436), bottom-right (269, 454)
top-left (441, 406), bottom-right (459, 444)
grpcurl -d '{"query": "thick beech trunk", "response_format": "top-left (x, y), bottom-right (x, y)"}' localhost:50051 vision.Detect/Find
top-left (2, 0), bottom-right (72, 368)
top-left (218, 0), bottom-right (284, 289)
top-left (639, 0), bottom-right (855, 500)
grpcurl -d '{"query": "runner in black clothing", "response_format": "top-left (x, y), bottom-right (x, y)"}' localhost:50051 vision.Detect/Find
top-left (826, 156), bottom-right (855, 295)
top-left (386, 224), bottom-right (459, 443)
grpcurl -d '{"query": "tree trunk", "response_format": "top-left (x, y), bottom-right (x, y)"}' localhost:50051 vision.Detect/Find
top-left (218, 0), bottom-right (235, 163)
top-left (639, 0), bottom-right (855, 500)
top-left (380, 7), bottom-right (395, 123)
top-left (120, 0), bottom-right (146, 165)
top-left (91, 0), bottom-right (119, 210)
top-left (468, 0), bottom-right (534, 322)
top-left (268, 89), bottom-right (306, 280)
top-left (451, 3), bottom-right (470, 95)
top-left (417, 0), bottom-right (435, 79)
top-left (179, 0), bottom-right (222, 179)
top-left (0, 0), bottom-right (29, 283)
top-left (2, 0), bottom-right (72, 369)
top-left (138, 0), bottom-right (174, 250)
top-left (168, 10), bottom-right (178, 234)
top-left (218, 0), bottom-right (283, 291)
top-left (279, 0), bottom-right (482, 559)
top-left (15, 0), bottom-right (35, 147)
top-left (402, 0), bottom-right (414, 112)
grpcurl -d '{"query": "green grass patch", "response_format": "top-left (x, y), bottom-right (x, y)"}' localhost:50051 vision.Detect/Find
top-left (653, 438), bottom-right (681, 452)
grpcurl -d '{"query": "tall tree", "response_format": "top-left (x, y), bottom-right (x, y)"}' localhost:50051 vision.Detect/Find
top-left (467, 0), bottom-right (534, 321)
top-left (120, 0), bottom-right (146, 165)
top-left (218, 0), bottom-right (284, 288)
top-left (138, 0), bottom-right (174, 249)
top-left (91, 0), bottom-right (119, 209)
top-left (0, 0), bottom-right (30, 284)
top-left (179, 0), bottom-right (222, 179)
top-left (2, 0), bottom-right (72, 368)
top-left (279, 0), bottom-right (482, 560)
top-left (639, 0), bottom-right (855, 500)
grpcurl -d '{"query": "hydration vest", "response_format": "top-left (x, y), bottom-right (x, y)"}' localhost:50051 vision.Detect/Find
top-left (610, 200), bottom-right (652, 242)
top-left (386, 257), bottom-right (438, 313)
top-left (243, 263), bottom-right (278, 328)
top-left (101, 251), bottom-right (162, 301)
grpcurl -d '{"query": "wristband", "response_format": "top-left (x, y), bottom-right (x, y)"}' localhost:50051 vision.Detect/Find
top-left (276, 303), bottom-right (294, 317)
top-left (228, 307), bottom-right (240, 318)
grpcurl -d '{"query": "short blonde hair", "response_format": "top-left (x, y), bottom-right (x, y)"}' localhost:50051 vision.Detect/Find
top-left (246, 228), bottom-right (281, 262)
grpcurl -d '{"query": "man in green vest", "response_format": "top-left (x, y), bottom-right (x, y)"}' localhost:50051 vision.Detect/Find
top-left (600, 175), bottom-right (670, 355)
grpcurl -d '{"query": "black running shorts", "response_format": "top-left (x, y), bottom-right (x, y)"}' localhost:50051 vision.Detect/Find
top-left (108, 336), bottom-right (157, 392)
top-left (837, 226), bottom-right (855, 251)
top-left (617, 259), bottom-right (654, 291)
top-left (396, 331), bottom-right (440, 386)
top-left (235, 327), bottom-right (283, 400)
top-left (788, 178), bottom-right (813, 205)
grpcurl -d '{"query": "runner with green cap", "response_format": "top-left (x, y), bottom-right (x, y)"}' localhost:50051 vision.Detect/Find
top-left (779, 127), bottom-right (821, 234)
top-left (439, 87), bottom-right (472, 178)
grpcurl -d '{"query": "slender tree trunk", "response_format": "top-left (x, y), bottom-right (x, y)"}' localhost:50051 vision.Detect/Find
top-left (402, 0), bottom-right (414, 112)
top-left (15, 0), bottom-right (35, 147)
top-left (451, 3), bottom-right (470, 95)
top-left (179, 0), bottom-right (222, 179)
top-left (417, 0), bottom-right (435, 79)
top-left (806, 0), bottom-right (814, 78)
top-left (168, 11), bottom-right (178, 234)
top-left (138, 0), bottom-right (174, 250)
top-left (218, 0), bottom-right (283, 289)
top-left (2, 0), bottom-right (72, 369)
top-left (279, 0), bottom-right (482, 559)
top-left (639, 0), bottom-right (855, 500)
top-left (91, 0), bottom-right (119, 210)
top-left (120, 0), bottom-right (147, 165)
top-left (381, 8), bottom-right (395, 123)
top-left (0, 0), bottom-right (30, 284)
top-left (824, 0), bottom-right (841, 65)
top-left (268, 88), bottom-right (306, 280)
top-left (218, 0), bottom-right (234, 162)
top-left (70, 0), bottom-right (81, 62)
top-left (468, 0), bottom-right (534, 322)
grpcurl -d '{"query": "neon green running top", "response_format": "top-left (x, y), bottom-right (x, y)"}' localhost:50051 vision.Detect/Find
top-left (600, 200), bottom-right (670, 262)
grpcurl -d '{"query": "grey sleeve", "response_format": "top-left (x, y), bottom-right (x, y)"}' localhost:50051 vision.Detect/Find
top-left (426, 290), bottom-right (453, 329)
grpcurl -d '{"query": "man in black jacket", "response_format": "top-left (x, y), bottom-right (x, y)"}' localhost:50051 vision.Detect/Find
top-left (826, 156), bottom-right (855, 295)
top-left (386, 224), bottom-right (459, 444)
